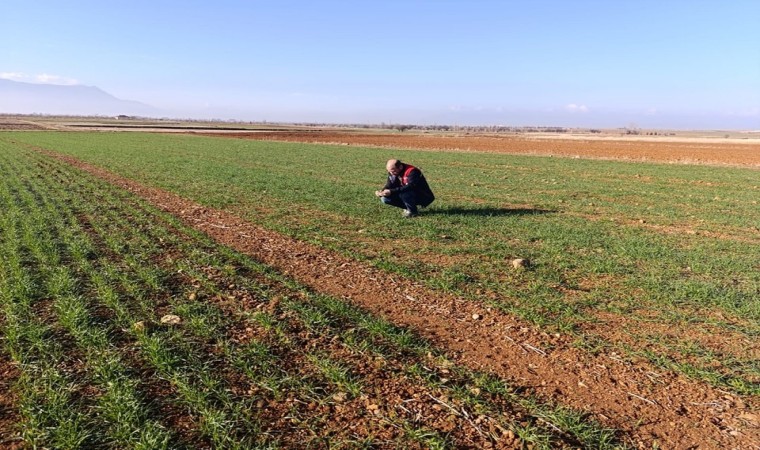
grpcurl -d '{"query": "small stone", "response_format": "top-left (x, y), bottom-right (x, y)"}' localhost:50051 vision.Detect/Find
top-left (511, 258), bottom-right (528, 269)
top-left (160, 314), bottom-right (182, 325)
top-left (472, 313), bottom-right (482, 320)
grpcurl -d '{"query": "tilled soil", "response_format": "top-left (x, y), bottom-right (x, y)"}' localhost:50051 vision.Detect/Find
top-left (0, 119), bottom-right (49, 130)
top-left (189, 266), bottom-right (532, 449)
top-left (43, 150), bottom-right (760, 449)
top-left (208, 131), bottom-right (760, 168)
top-left (0, 352), bottom-right (22, 449)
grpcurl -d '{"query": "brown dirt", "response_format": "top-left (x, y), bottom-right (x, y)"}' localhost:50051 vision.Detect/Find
top-left (0, 352), bottom-right (22, 450)
top-left (41, 149), bottom-right (760, 449)
top-left (206, 130), bottom-right (760, 168)
top-left (190, 266), bottom-right (531, 449)
top-left (0, 119), bottom-right (49, 130)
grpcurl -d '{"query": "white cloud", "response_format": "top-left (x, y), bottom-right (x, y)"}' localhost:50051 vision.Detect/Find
top-left (565, 103), bottom-right (589, 113)
top-left (446, 105), bottom-right (492, 112)
top-left (0, 72), bottom-right (79, 85)
top-left (35, 73), bottom-right (79, 85)
top-left (0, 72), bottom-right (27, 81)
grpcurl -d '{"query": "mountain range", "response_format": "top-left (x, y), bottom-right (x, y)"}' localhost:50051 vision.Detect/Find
top-left (0, 79), bottom-right (159, 117)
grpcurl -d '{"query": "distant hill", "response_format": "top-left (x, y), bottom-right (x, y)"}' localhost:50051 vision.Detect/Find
top-left (0, 79), bottom-right (159, 117)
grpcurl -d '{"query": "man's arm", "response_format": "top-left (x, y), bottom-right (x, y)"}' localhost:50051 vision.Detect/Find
top-left (375, 175), bottom-right (396, 197)
top-left (382, 175), bottom-right (396, 191)
top-left (389, 169), bottom-right (421, 194)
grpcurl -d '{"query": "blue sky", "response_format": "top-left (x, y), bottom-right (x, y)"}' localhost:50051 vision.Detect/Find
top-left (2, 0), bottom-right (759, 129)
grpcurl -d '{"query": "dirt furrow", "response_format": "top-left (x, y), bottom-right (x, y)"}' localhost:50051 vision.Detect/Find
top-left (0, 352), bottom-right (22, 450)
top-left (205, 131), bottom-right (760, 168)
top-left (44, 150), bottom-right (760, 449)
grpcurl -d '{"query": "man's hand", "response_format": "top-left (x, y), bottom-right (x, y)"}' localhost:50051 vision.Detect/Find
top-left (375, 189), bottom-right (391, 197)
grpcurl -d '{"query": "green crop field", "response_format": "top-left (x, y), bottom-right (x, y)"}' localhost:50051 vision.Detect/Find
top-left (1, 130), bottom-right (758, 448)
top-left (0, 134), bottom-right (630, 449)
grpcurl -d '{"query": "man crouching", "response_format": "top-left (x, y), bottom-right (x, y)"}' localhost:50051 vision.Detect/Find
top-left (375, 159), bottom-right (435, 218)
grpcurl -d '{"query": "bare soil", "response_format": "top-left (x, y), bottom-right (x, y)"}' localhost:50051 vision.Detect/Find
top-left (0, 352), bottom-right (22, 450)
top-left (183, 266), bottom-right (531, 449)
top-left (43, 149), bottom-right (760, 449)
top-left (0, 119), bottom-right (48, 130)
top-left (209, 130), bottom-right (760, 168)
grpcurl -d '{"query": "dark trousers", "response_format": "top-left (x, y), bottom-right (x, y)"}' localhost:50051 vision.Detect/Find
top-left (380, 190), bottom-right (433, 214)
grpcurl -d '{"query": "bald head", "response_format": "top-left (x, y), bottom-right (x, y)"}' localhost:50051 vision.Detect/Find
top-left (386, 159), bottom-right (402, 175)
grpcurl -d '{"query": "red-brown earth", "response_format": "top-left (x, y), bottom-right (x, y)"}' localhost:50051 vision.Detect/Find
top-left (211, 130), bottom-right (760, 168)
top-left (0, 352), bottom-right (22, 450)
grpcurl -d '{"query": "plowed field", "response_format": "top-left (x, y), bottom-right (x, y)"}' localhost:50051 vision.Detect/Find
top-left (214, 130), bottom-right (760, 168)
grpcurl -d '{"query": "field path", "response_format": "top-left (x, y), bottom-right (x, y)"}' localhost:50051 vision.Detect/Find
top-left (44, 149), bottom-right (760, 449)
